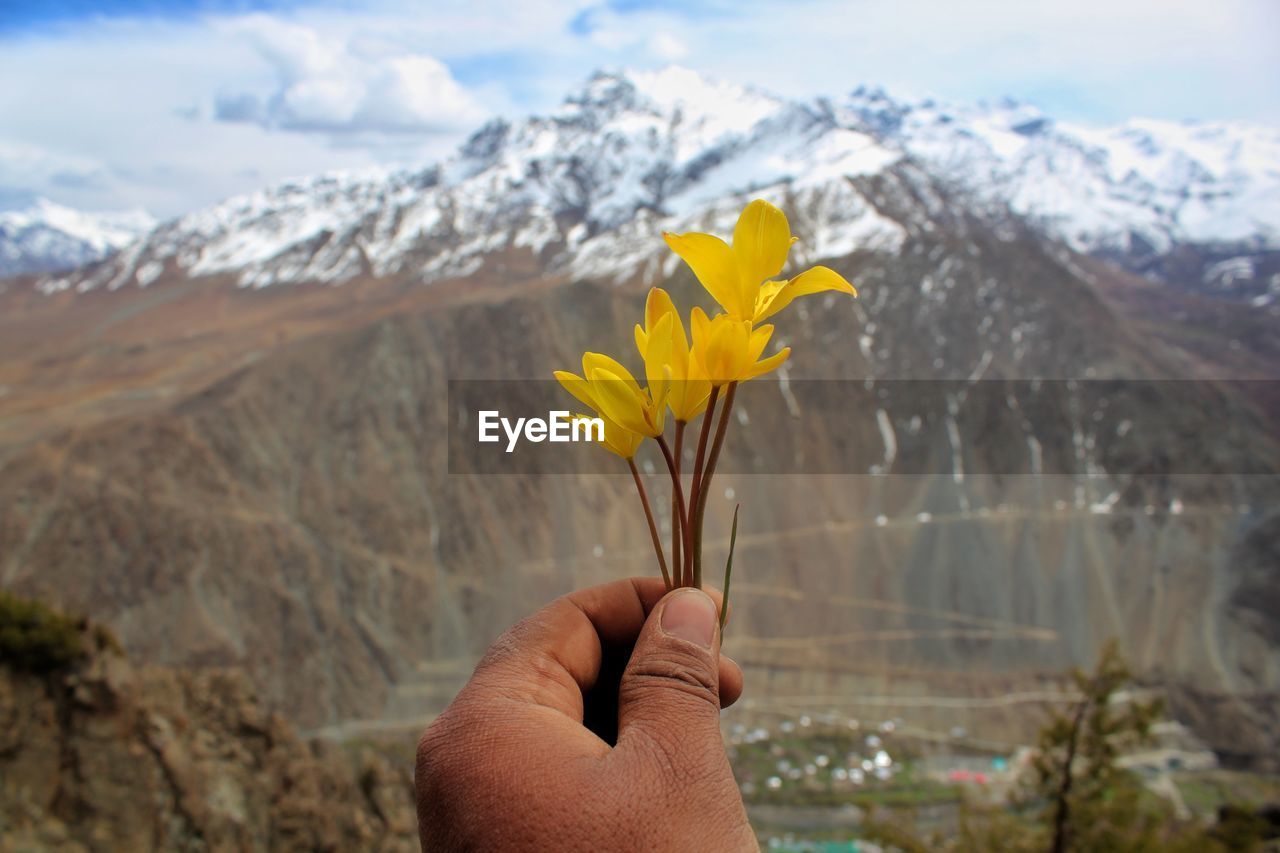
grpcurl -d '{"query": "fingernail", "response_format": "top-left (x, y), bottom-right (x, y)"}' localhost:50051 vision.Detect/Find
top-left (660, 588), bottom-right (717, 649)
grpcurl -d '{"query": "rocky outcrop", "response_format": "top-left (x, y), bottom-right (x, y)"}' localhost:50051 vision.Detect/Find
top-left (0, 617), bottom-right (416, 851)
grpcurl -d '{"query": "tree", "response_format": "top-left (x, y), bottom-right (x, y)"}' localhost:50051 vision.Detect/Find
top-left (1021, 639), bottom-right (1164, 852)
top-left (860, 640), bottom-right (1256, 852)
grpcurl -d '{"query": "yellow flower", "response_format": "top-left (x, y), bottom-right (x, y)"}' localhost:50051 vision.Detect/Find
top-left (663, 199), bottom-right (857, 325)
top-left (572, 412), bottom-right (643, 459)
top-left (554, 349), bottom-right (669, 438)
top-left (634, 287), bottom-right (711, 422)
top-left (690, 307), bottom-right (790, 387)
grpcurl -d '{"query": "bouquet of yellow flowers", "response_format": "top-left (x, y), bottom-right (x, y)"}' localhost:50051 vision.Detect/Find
top-left (555, 199), bottom-right (856, 628)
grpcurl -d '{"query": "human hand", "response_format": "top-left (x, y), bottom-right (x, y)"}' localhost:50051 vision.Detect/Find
top-left (414, 578), bottom-right (755, 851)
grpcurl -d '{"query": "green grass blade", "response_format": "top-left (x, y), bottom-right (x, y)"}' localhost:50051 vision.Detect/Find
top-left (720, 503), bottom-right (740, 635)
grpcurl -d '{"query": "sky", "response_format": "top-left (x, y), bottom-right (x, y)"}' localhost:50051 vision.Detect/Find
top-left (1, 0), bottom-right (1278, 218)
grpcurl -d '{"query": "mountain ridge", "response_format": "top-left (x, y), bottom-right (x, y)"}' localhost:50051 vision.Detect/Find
top-left (23, 66), bottom-right (1280, 306)
top-left (0, 197), bottom-right (154, 277)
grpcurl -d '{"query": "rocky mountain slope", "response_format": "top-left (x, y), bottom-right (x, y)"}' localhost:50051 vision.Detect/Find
top-left (28, 68), bottom-right (1280, 306)
top-left (4, 183), bottom-right (1279, 760)
top-left (0, 197), bottom-right (153, 277)
top-left (1, 69), bottom-right (1278, 769)
top-left (0, 599), bottom-right (416, 851)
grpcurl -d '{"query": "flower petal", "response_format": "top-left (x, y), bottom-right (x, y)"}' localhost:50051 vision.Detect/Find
top-left (554, 370), bottom-right (597, 412)
top-left (574, 412), bottom-right (639, 459)
top-left (690, 305), bottom-right (711, 345)
top-left (643, 312), bottom-right (674, 400)
top-left (754, 265), bottom-right (856, 323)
top-left (583, 352), bottom-right (642, 395)
top-left (606, 420), bottom-right (644, 458)
top-left (649, 364), bottom-right (672, 434)
top-left (663, 231), bottom-right (743, 317)
top-left (745, 346), bottom-right (790, 380)
top-left (590, 367), bottom-right (655, 436)
top-left (704, 315), bottom-right (751, 386)
top-left (672, 379), bottom-right (711, 421)
top-left (754, 280), bottom-right (786, 316)
top-left (646, 287), bottom-right (689, 365)
top-left (746, 324), bottom-right (774, 364)
top-left (733, 199), bottom-right (792, 288)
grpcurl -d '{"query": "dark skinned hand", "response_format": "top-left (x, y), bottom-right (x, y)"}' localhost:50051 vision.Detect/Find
top-left (415, 578), bottom-right (756, 851)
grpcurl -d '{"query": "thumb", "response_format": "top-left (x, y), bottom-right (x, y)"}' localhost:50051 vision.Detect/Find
top-left (616, 588), bottom-right (724, 765)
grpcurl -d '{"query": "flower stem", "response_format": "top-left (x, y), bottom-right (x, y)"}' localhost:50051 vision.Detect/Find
top-left (686, 386), bottom-right (719, 585)
top-left (655, 435), bottom-right (690, 589)
top-left (628, 458), bottom-right (671, 590)
top-left (692, 381), bottom-right (737, 588)
top-left (671, 420), bottom-right (685, 585)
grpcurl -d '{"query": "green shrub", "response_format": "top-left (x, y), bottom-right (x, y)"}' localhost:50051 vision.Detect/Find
top-left (0, 589), bottom-right (86, 674)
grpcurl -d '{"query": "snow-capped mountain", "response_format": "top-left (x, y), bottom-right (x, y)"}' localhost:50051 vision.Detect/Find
top-left (839, 87), bottom-right (1280, 252)
top-left (36, 67), bottom-right (1280, 303)
top-left (6, 70), bottom-right (1280, 754)
top-left (1, 198), bottom-right (154, 277)
top-left (837, 87), bottom-right (1280, 304)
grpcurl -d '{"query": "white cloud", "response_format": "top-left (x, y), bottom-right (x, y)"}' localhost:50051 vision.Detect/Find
top-left (648, 0), bottom-right (1280, 124)
top-left (648, 33), bottom-right (690, 62)
top-left (0, 140), bottom-right (112, 194)
top-left (0, 0), bottom-right (1275, 220)
top-left (214, 15), bottom-right (486, 134)
top-left (0, 13), bottom-right (476, 217)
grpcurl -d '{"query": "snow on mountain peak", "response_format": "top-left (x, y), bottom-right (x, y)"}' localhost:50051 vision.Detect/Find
top-left (30, 66), bottom-right (1280, 296)
top-left (563, 66), bottom-right (780, 126)
top-left (1, 198), bottom-right (155, 277)
top-left (831, 87), bottom-right (1280, 256)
